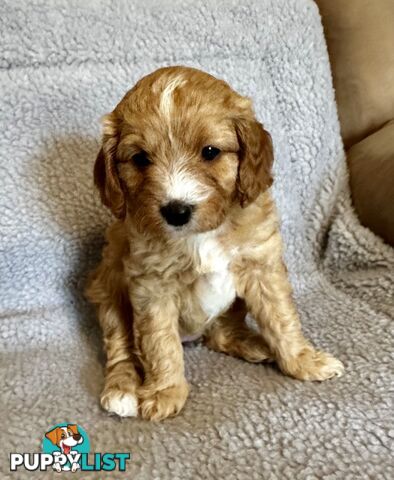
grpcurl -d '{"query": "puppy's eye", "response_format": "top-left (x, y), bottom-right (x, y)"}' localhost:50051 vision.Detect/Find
top-left (201, 146), bottom-right (221, 161)
top-left (132, 151), bottom-right (151, 168)
top-left (61, 433), bottom-right (65, 439)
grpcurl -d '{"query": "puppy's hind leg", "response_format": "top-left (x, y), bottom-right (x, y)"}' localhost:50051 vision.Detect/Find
top-left (204, 298), bottom-right (272, 363)
top-left (234, 258), bottom-right (344, 381)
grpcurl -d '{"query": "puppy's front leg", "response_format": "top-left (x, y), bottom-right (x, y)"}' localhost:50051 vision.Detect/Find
top-left (234, 258), bottom-right (344, 381)
top-left (132, 292), bottom-right (189, 421)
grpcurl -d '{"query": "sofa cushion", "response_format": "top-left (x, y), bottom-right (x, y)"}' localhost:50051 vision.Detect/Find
top-left (347, 120), bottom-right (394, 246)
top-left (316, 0), bottom-right (394, 149)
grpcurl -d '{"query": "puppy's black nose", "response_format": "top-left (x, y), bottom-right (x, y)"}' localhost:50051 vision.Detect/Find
top-left (160, 201), bottom-right (193, 226)
top-left (73, 434), bottom-right (81, 441)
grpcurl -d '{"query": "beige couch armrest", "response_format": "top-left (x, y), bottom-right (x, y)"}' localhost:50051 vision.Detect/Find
top-left (316, 0), bottom-right (394, 149)
top-left (348, 121), bottom-right (394, 246)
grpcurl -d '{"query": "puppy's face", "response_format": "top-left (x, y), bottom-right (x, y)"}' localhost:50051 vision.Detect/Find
top-left (95, 66), bottom-right (273, 236)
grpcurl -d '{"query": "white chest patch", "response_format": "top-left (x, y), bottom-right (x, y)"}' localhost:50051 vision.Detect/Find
top-left (189, 230), bottom-right (236, 320)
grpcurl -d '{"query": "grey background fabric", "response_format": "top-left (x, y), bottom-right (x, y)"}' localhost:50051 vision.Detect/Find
top-left (1, 0), bottom-right (393, 478)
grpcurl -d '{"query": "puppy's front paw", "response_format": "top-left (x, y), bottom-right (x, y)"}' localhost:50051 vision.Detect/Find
top-left (280, 348), bottom-right (344, 381)
top-left (101, 388), bottom-right (139, 418)
top-left (139, 382), bottom-right (189, 421)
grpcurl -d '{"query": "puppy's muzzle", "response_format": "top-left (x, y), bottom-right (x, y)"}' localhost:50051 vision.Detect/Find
top-left (160, 200), bottom-right (194, 227)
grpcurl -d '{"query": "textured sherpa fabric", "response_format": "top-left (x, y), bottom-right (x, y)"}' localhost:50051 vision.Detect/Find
top-left (0, 0), bottom-right (393, 478)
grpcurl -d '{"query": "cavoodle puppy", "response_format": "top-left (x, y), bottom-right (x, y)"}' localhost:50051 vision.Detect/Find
top-left (86, 66), bottom-right (344, 421)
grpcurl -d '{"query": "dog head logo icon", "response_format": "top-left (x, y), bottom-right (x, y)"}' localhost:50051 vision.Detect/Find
top-left (45, 424), bottom-right (83, 454)
top-left (43, 423), bottom-right (89, 472)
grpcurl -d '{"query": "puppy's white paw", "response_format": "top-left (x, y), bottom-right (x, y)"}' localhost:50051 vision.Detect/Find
top-left (101, 390), bottom-right (138, 417)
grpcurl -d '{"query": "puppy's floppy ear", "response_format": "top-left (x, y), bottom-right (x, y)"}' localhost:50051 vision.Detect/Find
top-left (94, 113), bottom-right (126, 219)
top-left (235, 118), bottom-right (274, 207)
top-left (45, 427), bottom-right (60, 446)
